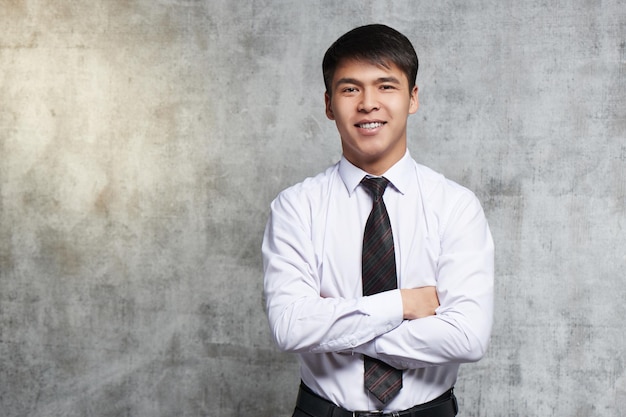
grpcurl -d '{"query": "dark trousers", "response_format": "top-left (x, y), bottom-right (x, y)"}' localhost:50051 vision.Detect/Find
top-left (292, 383), bottom-right (458, 417)
top-left (292, 408), bottom-right (313, 417)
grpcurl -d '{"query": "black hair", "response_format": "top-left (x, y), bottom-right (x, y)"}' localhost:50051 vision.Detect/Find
top-left (322, 24), bottom-right (419, 95)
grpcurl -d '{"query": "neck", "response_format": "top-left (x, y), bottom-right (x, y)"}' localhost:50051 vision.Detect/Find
top-left (345, 149), bottom-right (406, 176)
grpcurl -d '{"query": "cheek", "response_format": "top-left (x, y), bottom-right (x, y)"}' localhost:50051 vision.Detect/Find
top-left (389, 100), bottom-right (412, 116)
top-left (329, 103), bottom-right (349, 122)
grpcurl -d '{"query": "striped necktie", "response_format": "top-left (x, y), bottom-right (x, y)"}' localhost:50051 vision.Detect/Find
top-left (361, 176), bottom-right (402, 404)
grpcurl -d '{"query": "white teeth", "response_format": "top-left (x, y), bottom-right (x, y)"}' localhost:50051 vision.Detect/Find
top-left (359, 122), bottom-right (383, 129)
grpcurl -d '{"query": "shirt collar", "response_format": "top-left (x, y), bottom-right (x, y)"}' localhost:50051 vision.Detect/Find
top-left (339, 150), bottom-right (413, 196)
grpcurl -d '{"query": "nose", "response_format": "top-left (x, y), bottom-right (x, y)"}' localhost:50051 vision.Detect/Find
top-left (357, 89), bottom-right (379, 112)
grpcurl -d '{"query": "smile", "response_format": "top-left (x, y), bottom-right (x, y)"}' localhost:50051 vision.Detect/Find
top-left (355, 122), bottom-right (386, 129)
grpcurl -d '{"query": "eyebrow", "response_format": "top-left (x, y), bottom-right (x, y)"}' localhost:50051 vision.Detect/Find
top-left (335, 76), bottom-right (402, 88)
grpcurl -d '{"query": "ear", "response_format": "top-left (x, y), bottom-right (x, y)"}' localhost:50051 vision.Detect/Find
top-left (408, 85), bottom-right (419, 114)
top-left (325, 92), bottom-right (335, 120)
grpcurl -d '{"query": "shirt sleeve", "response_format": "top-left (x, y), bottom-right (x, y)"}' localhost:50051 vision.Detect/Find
top-left (354, 191), bottom-right (495, 368)
top-left (262, 189), bottom-right (404, 353)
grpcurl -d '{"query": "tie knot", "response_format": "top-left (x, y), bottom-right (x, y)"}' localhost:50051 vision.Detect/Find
top-left (361, 176), bottom-right (390, 201)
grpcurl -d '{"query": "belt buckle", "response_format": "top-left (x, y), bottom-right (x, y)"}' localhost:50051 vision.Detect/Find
top-left (353, 411), bottom-right (391, 417)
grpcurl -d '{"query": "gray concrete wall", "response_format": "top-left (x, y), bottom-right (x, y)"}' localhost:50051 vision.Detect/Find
top-left (0, 1), bottom-right (624, 416)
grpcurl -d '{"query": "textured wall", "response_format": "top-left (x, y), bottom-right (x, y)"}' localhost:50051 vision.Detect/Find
top-left (0, 1), bottom-right (624, 416)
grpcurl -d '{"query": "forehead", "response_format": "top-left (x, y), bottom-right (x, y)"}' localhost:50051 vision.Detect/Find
top-left (332, 58), bottom-right (408, 86)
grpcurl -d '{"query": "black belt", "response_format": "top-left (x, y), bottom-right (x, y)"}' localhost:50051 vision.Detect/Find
top-left (295, 383), bottom-right (458, 417)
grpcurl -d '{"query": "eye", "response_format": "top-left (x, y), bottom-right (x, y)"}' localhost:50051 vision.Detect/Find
top-left (342, 86), bottom-right (358, 93)
top-left (380, 84), bottom-right (396, 91)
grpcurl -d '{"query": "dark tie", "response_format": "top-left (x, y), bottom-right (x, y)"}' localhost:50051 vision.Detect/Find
top-left (361, 176), bottom-right (402, 404)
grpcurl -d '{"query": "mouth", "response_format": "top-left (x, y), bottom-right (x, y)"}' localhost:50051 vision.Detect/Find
top-left (355, 121), bottom-right (386, 130)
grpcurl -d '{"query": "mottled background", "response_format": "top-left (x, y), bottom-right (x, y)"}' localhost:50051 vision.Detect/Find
top-left (0, 1), bottom-right (624, 416)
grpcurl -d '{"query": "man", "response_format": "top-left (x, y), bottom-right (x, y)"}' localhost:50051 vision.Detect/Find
top-left (262, 24), bottom-right (494, 417)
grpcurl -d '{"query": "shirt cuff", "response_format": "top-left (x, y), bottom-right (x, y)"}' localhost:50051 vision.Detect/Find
top-left (356, 289), bottom-right (404, 344)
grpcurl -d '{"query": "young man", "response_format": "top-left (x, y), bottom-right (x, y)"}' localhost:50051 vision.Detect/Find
top-left (262, 24), bottom-right (494, 416)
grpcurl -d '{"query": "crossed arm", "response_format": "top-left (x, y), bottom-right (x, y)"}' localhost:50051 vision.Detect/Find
top-left (262, 190), bottom-right (494, 368)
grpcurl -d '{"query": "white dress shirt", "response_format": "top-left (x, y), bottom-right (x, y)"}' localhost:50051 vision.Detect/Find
top-left (262, 151), bottom-right (494, 412)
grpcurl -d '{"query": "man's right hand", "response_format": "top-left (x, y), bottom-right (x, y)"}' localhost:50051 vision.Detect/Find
top-left (400, 287), bottom-right (439, 320)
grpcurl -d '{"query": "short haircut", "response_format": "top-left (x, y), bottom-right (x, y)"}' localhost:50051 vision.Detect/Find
top-left (322, 24), bottom-right (419, 95)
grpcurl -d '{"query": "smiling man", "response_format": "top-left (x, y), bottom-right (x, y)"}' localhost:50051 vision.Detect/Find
top-left (326, 58), bottom-right (418, 176)
top-left (263, 24), bottom-right (494, 417)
